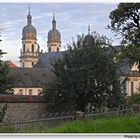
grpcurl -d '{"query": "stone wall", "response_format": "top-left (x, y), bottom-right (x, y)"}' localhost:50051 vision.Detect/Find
top-left (0, 95), bottom-right (75, 122)
top-left (0, 95), bottom-right (48, 122)
top-left (1, 103), bottom-right (48, 122)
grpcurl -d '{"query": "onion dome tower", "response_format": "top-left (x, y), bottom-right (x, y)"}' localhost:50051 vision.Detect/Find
top-left (20, 6), bottom-right (40, 68)
top-left (47, 12), bottom-right (61, 52)
top-left (83, 25), bottom-right (95, 45)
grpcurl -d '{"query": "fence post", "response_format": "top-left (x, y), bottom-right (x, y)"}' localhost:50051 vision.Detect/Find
top-left (75, 111), bottom-right (85, 120)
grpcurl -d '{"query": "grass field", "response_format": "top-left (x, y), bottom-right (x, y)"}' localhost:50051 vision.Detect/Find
top-left (30, 116), bottom-right (140, 133)
top-left (1, 116), bottom-right (140, 133)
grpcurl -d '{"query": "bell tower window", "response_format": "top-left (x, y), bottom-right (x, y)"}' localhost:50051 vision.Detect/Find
top-left (57, 47), bottom-right (59, 52)
top-left (23, 44), bottom-right (25, 52)
top-left (32, 62), bottom-right (34, 66)
top-left (38, 44), bottom-right (40, 51)
top-left (32, 44), bottom-right (34, 53)
top-left (49, 47), bottom-right (51, 52)
top-left (23, 62), bottom-right (24, 67)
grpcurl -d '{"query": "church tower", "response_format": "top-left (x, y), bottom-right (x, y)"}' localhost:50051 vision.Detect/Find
top-left (47, 13), bottom-right (61, 52)
top-left (20, 6), bottom-right (40, 68)
top-left (83, 25), bottom-right (95, 45)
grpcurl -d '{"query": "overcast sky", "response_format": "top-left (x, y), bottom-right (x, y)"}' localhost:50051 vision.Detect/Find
top-left (0, 3), bottom-right (120, 66)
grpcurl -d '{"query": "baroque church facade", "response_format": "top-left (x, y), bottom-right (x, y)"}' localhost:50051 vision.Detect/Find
top-left (8, 7), bottom-right (140, 96)
top-left (9, 8), bottom-right (63, 95)
top-left (20, 8), bottom-right (61, 68)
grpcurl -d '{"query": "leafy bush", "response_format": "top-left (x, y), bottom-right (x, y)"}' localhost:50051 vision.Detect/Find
top-left (45, 34), bottom-right (124, 112)
top-left (0, 104), bottom-right (8, 122)
top-left (127, 94), bottom-right (140, 105)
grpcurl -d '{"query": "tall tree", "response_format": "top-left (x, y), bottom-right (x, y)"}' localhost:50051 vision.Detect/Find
top-left (0, 32), bottom-right (14, 94)
top-left (45, 33), bottom-right (124, 112)
top-left (109, 3), bottom-right (140, 72)
top-left (109, 3), bottom-right (140, 45)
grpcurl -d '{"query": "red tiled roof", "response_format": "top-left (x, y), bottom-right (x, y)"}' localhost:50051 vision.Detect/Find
top-left (6, 60), bottom-right (17, 68)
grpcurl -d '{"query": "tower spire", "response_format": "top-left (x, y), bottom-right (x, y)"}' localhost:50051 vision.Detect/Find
top-left (52, 11), bottom-right (56, 30)
top-left (27, 4), bottom-right (32, 25)
top-left (28, 4), bottom-right (30, 15)
top-left (53, 11), bottom-right (55, 20)
top-left (88, 25), bottom-right (90, 35)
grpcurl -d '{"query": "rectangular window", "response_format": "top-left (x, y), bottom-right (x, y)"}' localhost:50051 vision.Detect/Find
top-left (38, 89), bottom-right (42, 94)
top-left (19, 89), bottom-right (23, 95)
top-left (131, 81), bottom-right (134, 95)
top-left (29, 89), bottom-right (32, 95)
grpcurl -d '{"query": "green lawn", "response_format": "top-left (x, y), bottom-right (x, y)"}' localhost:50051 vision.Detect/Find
top-left (1, 116), bottom-right (140, 133)
top-left (30, 116), bottom-right (140, 133)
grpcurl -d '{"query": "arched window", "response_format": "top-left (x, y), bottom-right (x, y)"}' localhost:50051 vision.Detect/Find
top-left (23, 44), bottom-right (25, 52)
top-left (31, 44), bottom-right (34, 53)
top-left (38, 44), bottom-right (40, 51)
top-left (32, 62), bottom-right (34, 66)
top-left (49, 47), bottom-right (51, 52)
top-left (57, 47), bottom-right (59, 52)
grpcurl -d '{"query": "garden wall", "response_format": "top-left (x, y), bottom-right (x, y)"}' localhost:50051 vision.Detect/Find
top-left (0, 95), bottom-right (48, 122)
top-left (0, 95), bottom-right (74, 122)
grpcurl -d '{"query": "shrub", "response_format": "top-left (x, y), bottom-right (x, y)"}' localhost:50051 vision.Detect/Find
top-left (127, 94), bottom-right (140, 105)
top-left (0, 104), bottom-right (8, 122)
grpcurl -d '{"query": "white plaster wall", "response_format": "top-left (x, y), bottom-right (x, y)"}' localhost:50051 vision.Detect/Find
top-left (128, 81), bottom-right (131, 96)
top-left (126, 81), bottom-right (129, 96)
top-left (126, 80), bottom-right (140, 96)
top-left (134, 80), bottom-right (140, 93)
top-left (22, 42), bottom-right (39, 53)
top-left (20, 58), bottom-right (38, 68)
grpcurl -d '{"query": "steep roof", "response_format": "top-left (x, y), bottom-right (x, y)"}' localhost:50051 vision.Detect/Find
top-left (117, 60), bottom-right (131, 76)
top-left (35, 50), bottom-right (131, 77)
top-left (113, 46), bottom-right (133, 77)
top-left (34, 51), bottom-right (64, 68)
top-left (9, 67), bottom-right (55, 88)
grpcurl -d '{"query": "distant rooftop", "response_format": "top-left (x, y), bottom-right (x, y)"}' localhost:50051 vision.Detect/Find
top-left (34, 51), bottom-right (65, 69)
top-left (9, 67), bottom-right (55, 88)
top-left (6, 60), bottom-right (17, 68)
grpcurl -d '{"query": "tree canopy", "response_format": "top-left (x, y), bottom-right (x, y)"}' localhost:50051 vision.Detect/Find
top-left (45, 33), bottom-right (125, 112)
top-left (109, 3), bottom-right (140, 45)
top-left (109, 3), bottom-right (140, 73)
top-left (0, 35), bottom-right (14, 94)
